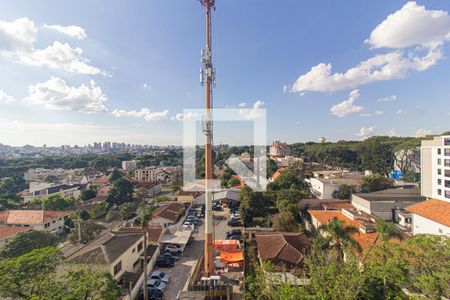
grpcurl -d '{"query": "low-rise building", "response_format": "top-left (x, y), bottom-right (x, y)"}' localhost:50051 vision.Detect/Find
top-left (270, 141), bottom-right (291, 158)
top-left (0, 210), bottom-right (71, 233)
top-left (150, 203), bottom-right (185, 227)
top-left (134, 181), bottom-right (161, 197)
top-left (0, 226), bottom-right (29, 247)
top-left (309, 172), bottom-right (363, 199)
top-left (351, 187), bottom-right (426, 221)
top-left (176, 190), bottom-right (202, 203)
top-left (122, 160), bottom-right (138, 171)
top-left (22, 183), bottom-right (84, 204)
top-left (405, 199), bottom-right (450, 236)
top-left (255, 232), bottom-right (310, 270)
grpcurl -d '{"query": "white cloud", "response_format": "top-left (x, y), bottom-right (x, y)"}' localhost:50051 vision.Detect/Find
top-left (295, 121), bottom-right (301, 125)
top-left (0, 17), bottom-right (103, 75)
top-left (112, 108), bottom-right (169, 121)
top-left (360, 113), bottom-right (372, 117)
top-left (415, 128), bottom-right (432, 137)
top-left (142, 83), bottom-right (151, 90)
top-left (375, 110), bottom-right (384, 115)
top-left (282, 85), bottom-right (289, 93)
top-left (0, 90), bottom-right (15, 103)
top-left (366, 2), bottom-right (450, 49)
top-left (387, 129), bottom-right (397, 137)
top-left (239, 100), bottom-right (265, 120)
top-left (171, 112), bottom-right (198, 121)
top-left (330, 89), bottom-right (364, 117)
top-left (291, 49), bottom-right (442, 93)
top-left (24, 76), bottom-right (108, 113)
top-left (237, 102), bottom-right (247, 108)
top-left (43, 24), bottom-right (87, 40)
top-left (377, 95), bottom-right (397, 102)
top-left (396, 109), bottom-right (407, 116)
top-left (291, 2), bottom-right (450, 93)
top-left (356, 126), bottom-right (375, 138)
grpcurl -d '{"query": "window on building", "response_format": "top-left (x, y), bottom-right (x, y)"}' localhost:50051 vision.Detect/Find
top-left (445, 190), bottom-right (450, 199)
top-left (438, 169), bottom-right (442, 175)
top-left (445, 159), bottom-right (450, 167)
top-left (438, 179), bottom-right (442, 185)
top-left (113, 261), bottom-right (122, 275)
top-left (438, 158), bottom-right (442, 165)
top-left (44, 223), bottom-right (50, 228)
top-left (445, 170), bottom-right (450, 178)
top-left (446, 180), bottom-right (450, 188)
top-left (438, 189), bottom-right (442, 195)
top-left (438, 148), bottom-right (442, 155)
top-left (445, 138), bottom-right (450, 146)
top-left (439, 228), bottom-right (443, 234)
top-left (445, 149), bottom-right (450, 156)
top-left (137, 242), bottom-right (143, 252)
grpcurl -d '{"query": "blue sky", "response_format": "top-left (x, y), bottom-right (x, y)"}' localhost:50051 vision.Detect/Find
top-left (0, 0), bottom-right (449, 146)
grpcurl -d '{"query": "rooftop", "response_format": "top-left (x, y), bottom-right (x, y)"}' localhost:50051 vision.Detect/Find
top-left (406, 199), bottom-right (450, 227)
top-left (152, 203), bottom-right (185, 222)
top-left (353, 187), bottom-right (425, 203)
top-left (67, 231), bottom-right (143, 265)
top-left (255, 232), bottom-right (311, 265)
top-left (0, 210), bottom-right (71, 225)
top-left (0, 226), bottom-right (29, 241)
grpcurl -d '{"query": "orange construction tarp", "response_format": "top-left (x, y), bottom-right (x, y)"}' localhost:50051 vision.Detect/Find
top-left (214, 240), bottom-right (240, 251)
top-left (220, 250), bottom-right (244, 263)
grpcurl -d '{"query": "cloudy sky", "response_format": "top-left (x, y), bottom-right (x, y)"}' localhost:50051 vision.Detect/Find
top-left (0, 0), bottom-right (450, 146)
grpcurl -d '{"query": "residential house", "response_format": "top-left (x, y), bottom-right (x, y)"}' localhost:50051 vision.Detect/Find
top-left (309, 172), bottom-right (363, 199)
top-left (351, 187), bottom-right (426, 221)
top-left (150, 203), bottom-right (185, 227)
top-left (255, 232), bottom-right (310, 270)
top-left (116, 225), bottom-right (164, 245)
top-left (0, 226), bottom-right (29, 247)
top-left (22, 183), bottom-right (84, 204)
top-left (270, 167), bottom-right (285, 182)
top-left (405, 199), bottom-right (450, 236)
top-left (0, 210), bottom-right (71, 233)
top-left (66, 230), bottom-right (159, 296)
top-left (176, 190), bottom-right (202, 204)
top-left (134, 181), bottom-right (161, 198)
top-left (308, 209), bottom-right (380, 251)
top-left (89, 176), bottom-right (109, 188)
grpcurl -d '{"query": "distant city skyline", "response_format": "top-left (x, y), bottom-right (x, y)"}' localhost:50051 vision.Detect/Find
top-left (0, 1), bottom-right (450, 146)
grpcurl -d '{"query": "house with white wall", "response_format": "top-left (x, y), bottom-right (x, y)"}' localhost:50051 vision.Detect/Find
top-left (0, 210), bottom-right (71, 233)
top-left (405, 199), bottom-right (450, 236)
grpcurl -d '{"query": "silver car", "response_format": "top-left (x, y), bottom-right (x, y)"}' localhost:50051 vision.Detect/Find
top-left (150, 271), bottom-right (170, 283)
top-left (147, 278), bottom-right (166, 290)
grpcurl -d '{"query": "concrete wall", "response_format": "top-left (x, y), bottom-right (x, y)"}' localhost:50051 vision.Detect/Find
top-left (128, 246), bottom-right (160, 300)
top-left (110, 236), bottom-right (145, 280)
top-left (412, 214), bottom-right (450, 236)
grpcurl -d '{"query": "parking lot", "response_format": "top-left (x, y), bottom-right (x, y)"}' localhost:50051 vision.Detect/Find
top-left (155, 208), bottom-right (235, 300)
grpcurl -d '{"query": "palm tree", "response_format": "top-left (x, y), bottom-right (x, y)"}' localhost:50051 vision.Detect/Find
top-left (362, 217), bottom-right (403, 298)
top-left (318, 217), bottom-right (362, 261)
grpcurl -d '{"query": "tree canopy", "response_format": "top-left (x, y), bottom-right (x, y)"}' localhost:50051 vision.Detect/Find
top-left (0, 230), bottom-right (59, 259)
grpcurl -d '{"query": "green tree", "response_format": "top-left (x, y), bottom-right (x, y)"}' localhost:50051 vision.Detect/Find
top-left (318, 218), bottom-right (361, 261)
top-left (272, 211), bottom-right (299, 232)
top-left (0, 230), bottom-right (59, 259)
top-left (80, 188), bottom-right (96, 201)
top-left (361, 138), bottom-right (394, 176)
top-left (43, 174), bottom-right (59, 183)
top-left (109, 168), bottom-right (123, 182)
top-left (404, 234), bottom-right (450, 299)
top-left (119, 201), bottom-right (138, 220)
top-left (227, 177), bottom-right (241, 187)
top-left (34, 194), bottom-right (75, 211)
top-left (362, 174), bottom-right (392, 192)
top-left (105, 178), bottom-right (134, 207)
top-left (0, 246), bottom-right (62, 299)
top-left (333, 184), bottom-right (356, 200)
top-left (79, 209), bottom-right (91, 221)
top-left (68, 220), bottom-right (105, 244)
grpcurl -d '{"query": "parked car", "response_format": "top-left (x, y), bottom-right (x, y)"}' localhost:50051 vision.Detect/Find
top-left (165, 244), bottom-right (182, 254)
top-left (226, 234), bottom-right (241, 240)
top-left (138, 288), bottom-right (163, 300)
top-left (228, 219), bottom-right (241, 227)
top-left (226, 229), bottom-right (242, 238)
top-left (160, 252), bottom-right (180, 261)
top-left (212, 204), bottom-right (222, 211)
top-left (147, 278), bottom-right (166, 290)
top-left (230, 212), bottom-right (240, 220)
top-left (155, 257), bottom-right (174, 268)
top-left (186, 216), bottom-right (199, 225)
top-left (181, 222), bottom-right (194, 229)
top-left (149, 271), bottom-right (170, 283)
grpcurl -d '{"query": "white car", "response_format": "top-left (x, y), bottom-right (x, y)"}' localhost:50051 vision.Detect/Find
top-left (230, 212), bottom-right (240, 220)
top-left (165, 244), bottom-right (182, 254)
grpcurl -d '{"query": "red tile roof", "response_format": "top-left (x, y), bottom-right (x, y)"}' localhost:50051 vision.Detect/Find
top-left (406, 199), bottom-right (450, 227)
top-left (0, 226), bottom-right (29, 241)
top-left (115, 225), bottom-right (163, 244)
top-left (321, 202), bottom-right (354, 210)
top-left (0, 210), bottom-right (71, 225)
top-left (271, 168), bottom-right (286, 181)
top-left (91, 176), bottom-right (109, 184)
top-left (153, 203), bottom-right (185, 222)
top-left (308, 210), bottom-right (379, 250)
top-left (255, 232), bottom-right (310, 265)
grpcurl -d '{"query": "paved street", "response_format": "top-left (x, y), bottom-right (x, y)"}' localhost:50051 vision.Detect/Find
top-left (158, 208), bottom-right (234, 300)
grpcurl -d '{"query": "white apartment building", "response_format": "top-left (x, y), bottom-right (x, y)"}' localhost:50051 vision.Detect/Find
top-left (309, 172), bottom-right (363, 199)
top-left (22, 184), bottom-right (83, 204)
top-left (122, 160), bottom-right (138, 171)
top-left (421, 135), bottom-right (450, 202)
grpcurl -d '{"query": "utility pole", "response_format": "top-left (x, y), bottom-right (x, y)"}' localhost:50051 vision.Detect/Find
top-left (199, 0), bottom-right (216, 276)
top-left (142, 207), bottom-right (149, 300)
top-left (77, 210), bottom-right (82, 244)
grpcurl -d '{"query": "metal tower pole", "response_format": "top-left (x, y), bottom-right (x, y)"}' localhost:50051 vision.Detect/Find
top-left (200, 0), bottom-right (215, 276)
